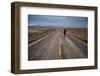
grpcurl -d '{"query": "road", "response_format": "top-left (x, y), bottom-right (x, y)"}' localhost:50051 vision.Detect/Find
top-left (28, 29), bottom-right (88, 60)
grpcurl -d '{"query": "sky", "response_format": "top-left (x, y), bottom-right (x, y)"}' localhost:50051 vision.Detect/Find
top-left (28, 15), bottom-right (88, 28)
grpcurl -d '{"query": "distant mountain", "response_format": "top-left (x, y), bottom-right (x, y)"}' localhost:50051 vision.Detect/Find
top-left (28, 25), bottom-right (87, 29)
top-left (28, 25), bottom-right (65, 29)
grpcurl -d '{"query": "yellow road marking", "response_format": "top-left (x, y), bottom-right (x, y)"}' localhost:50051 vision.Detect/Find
top-left (58, 32), bottom-right (62, 59)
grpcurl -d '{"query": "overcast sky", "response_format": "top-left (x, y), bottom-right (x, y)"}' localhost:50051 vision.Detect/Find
top-left (28, 15), bottom-right (88, 28)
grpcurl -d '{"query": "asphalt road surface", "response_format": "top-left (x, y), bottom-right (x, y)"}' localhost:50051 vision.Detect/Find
top-left (28, 29), bottom-right (88, 60)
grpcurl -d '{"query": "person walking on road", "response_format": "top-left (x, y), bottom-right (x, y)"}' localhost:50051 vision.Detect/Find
top-left (64, 29), bottom-right (66, 35)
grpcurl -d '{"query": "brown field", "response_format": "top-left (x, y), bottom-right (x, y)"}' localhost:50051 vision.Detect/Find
top-left (65, 28), bottom-right (88, 43)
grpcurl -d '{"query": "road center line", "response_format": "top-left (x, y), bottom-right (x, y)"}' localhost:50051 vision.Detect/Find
top-left (58, 32), bottom-right (62, 59)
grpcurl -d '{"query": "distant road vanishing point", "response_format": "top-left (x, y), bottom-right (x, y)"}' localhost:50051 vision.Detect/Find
top-left (28, 27), bottom-right (88, 60)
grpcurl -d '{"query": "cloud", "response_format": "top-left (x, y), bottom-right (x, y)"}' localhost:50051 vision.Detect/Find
top-left (28, 15), bottom-right (88, 28)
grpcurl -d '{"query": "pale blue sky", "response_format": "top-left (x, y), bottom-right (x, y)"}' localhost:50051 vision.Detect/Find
top-left (28, 15), bottom-right (88, 28)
